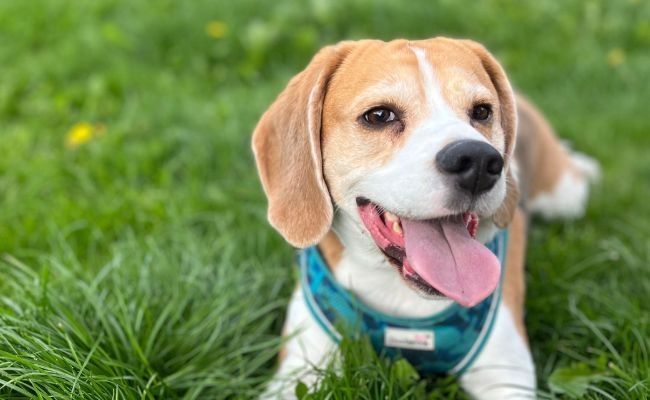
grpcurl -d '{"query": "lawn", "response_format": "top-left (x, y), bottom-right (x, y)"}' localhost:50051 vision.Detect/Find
top-left (0, 0), bottom-right (649, 398)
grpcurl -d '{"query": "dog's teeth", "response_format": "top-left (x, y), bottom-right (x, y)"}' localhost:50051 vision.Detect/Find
top-left (383, 211), bottom-right (403, 235)
top-left (384, 211), bottom-right (399, 223)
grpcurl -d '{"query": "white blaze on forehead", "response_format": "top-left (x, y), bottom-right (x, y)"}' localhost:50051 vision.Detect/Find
top-left (408, 45), bottom-right (491, 146)
top-left (410, 46), bottom-right (456, 120)
top-left (410, 46), bottom-right (505, 154)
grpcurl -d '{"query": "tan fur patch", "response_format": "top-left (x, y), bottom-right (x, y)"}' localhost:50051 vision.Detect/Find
top-left (317, 230), bottom-right (344, 271)
top-left (515, 95), bottom-right (575, 201)
top-left (502, 207), bottom-right (529, 343)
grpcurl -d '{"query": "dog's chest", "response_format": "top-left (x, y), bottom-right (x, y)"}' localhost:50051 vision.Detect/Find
top-left (299, 229), bottom-right (508, 375)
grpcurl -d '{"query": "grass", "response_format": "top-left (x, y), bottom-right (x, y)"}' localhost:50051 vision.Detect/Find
top-left (0, 0), bottom-right (648, 398)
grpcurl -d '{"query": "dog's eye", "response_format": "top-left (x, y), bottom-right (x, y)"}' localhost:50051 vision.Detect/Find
top-left (363, 107), bottom-right (397, 125)
top-left (470, 104), bottom-right (492, 122)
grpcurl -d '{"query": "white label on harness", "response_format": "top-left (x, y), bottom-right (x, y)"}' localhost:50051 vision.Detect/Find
top-left (384, 327), bottom-right (435, 351)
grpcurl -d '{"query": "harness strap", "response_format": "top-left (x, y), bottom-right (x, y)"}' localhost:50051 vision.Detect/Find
top-left (300, 229), bottom-right (508, 375)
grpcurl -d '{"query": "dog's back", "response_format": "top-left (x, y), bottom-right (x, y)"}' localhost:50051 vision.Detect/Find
top-left (515, 95), bottom-right (600, 219)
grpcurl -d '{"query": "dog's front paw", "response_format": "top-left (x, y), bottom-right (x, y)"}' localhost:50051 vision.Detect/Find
top-left (259, 380), bottom-right (295, 400)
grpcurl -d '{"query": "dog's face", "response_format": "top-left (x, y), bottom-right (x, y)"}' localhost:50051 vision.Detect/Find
top-left (253, 38), bottom-right (518, 307)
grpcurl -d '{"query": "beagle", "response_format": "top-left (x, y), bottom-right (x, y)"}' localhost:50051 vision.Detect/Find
top-left (252, 37), bottom-right (599, 399)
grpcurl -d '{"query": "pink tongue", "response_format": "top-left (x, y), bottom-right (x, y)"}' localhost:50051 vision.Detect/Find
top-left (402, 218), bottom-right (500, 307)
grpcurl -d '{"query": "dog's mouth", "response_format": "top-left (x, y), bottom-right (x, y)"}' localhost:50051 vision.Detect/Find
top-left (356, 197), bottom-right (501, 307)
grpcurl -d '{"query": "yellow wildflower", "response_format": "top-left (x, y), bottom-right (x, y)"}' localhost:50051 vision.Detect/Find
top-left (205, 21), bottom-right (228, 39)
top-left (65, 122), bottom-right (104, 148)
top-left (607, 48), bottom-right (625, 68)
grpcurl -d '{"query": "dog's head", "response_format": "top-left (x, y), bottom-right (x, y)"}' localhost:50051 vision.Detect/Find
top-left (252, 38), bottom-right (518, 307)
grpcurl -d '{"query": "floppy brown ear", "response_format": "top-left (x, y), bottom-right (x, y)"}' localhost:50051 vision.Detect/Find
top-left (252, 42), bottom-right (356, 247)
top-left (460, 40), bottom-right (519, 228)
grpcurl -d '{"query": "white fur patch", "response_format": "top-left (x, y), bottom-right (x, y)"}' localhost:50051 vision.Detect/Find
top-left (528, 150), bottom-right (600, 219)
top-left (569, 150), bottom-right (601, 183)
top-left (262, 287), bottom-right (337, 399)
top-left (411, 47), bottom-right (456, 119)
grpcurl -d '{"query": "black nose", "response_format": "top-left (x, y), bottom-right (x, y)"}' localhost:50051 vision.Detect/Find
top-left (435, 140), bottom-right (504, 195)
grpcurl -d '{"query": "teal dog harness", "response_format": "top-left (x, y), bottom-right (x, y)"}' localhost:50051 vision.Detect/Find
top-left (300, 229), bottom-right (508, 375)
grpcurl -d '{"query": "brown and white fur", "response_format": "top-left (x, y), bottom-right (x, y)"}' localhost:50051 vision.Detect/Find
top-left (252, 38), bottom-right (599, 399)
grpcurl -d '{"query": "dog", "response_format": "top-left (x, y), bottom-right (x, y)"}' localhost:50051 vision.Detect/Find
top-left (252, 37), bottom-right (599, 399)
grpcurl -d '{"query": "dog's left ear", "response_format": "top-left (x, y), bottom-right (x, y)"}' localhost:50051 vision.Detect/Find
top-left (460, 40), bottom-right (519, 228)
top-left (252, 42), bottom-right (357, 247)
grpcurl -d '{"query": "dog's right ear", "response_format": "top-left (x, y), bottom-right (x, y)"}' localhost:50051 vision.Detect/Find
top-left (252, 42), bottom-right (356, 248)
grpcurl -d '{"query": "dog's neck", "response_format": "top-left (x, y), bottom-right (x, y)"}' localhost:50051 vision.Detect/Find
top-left (320, 212), bottom-right (501, 319)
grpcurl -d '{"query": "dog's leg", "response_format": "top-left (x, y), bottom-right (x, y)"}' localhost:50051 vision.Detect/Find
top-left (460, 209), bottom-right (536, 399)
top-left (262, 286), bottom-right (337, 399)
top-left (515, 96), bottom-right (600, 219)
top-left (459, 303), bottom-right (537, 399)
